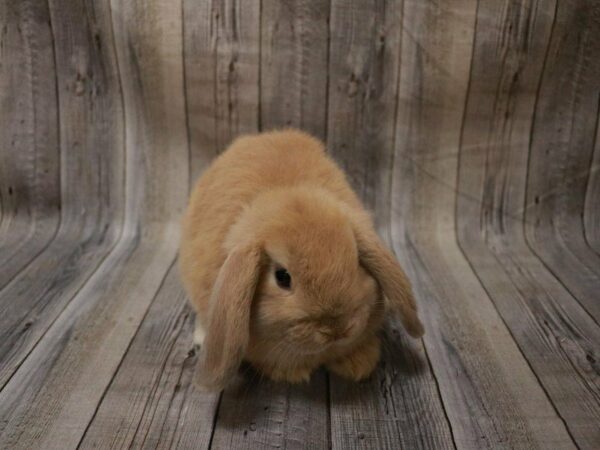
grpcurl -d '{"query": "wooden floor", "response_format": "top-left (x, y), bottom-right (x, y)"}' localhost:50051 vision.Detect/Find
top-left (1, 0), bottom-right (599, 449)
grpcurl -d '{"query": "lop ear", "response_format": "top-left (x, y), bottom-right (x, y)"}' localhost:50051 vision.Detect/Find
top-left (352, 221), bottom-right (424, 338)
top-left (195, 245), bottom-right (262, 391)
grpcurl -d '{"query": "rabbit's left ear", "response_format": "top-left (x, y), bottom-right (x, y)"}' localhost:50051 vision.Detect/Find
top-left (194, 245), bottom-right (262, 391)
top-left (351, 219), bottom-right (424, 338)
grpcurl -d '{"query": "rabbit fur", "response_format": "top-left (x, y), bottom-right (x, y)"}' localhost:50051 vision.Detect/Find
top-left (179, 129), bottom-right (424, 391)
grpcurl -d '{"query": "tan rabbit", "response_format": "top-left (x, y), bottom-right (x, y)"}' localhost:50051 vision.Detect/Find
top-left (179, 129), bottom-right (424, 391)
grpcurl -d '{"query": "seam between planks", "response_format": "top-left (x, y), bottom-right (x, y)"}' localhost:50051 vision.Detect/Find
top-left (257, 0), bottom-right (263, 132)
top-left (181, 0), bottom-right (193, 194)
top-left (387, 3), bottom-right (457, 444)
top-left (385, 0), bottom-right (401, 248)
top-left (162, 332), bottom-right (198, 450)
top-left (324, 0), bottom-right (332, 144)
top-left (207, 392), bottom-right (224, 449)
top-left (325, 372), bottom-right (332, 450)
top-left (135, 261), bottom-right (185, 450)
top-left (403, 237), bottom-right (458, 450)
top-left (524, 231), bottom-right (600, 329)
top-left (582, 94), bottom-right (600, 258)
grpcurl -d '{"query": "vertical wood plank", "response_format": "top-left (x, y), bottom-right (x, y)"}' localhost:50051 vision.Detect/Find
top-left (183, 0), bottom-right (260, 181)
top-left (260, 0), bottom-right (329, 140)
top-left (326, 0), bottom-right (400, 233)
top-left (394, 0), bottom-right (575, 448)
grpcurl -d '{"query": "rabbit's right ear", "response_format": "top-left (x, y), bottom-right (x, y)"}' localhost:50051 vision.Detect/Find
top-left (194, 245), bottom-right (262, 391)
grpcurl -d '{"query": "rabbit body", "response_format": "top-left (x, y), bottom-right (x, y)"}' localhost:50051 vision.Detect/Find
top-left (180, 130), bottom-right (423, 390)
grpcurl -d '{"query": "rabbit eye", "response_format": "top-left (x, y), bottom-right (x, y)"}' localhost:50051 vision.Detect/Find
top-left (275, 267), bottom-right (291, 289)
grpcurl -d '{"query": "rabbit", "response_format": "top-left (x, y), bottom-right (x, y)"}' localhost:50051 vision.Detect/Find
top-left (179, 129), bottom-right (424, 391)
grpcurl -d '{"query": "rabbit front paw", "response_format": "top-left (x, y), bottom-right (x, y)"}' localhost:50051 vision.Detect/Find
top-left (326, 335), bottom-right (381, 381)
top-left (263, 365), bottom-right (313, 384)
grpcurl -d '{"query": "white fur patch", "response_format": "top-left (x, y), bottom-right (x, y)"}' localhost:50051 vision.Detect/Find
top-left (193, 320), bottom-right (206, 347)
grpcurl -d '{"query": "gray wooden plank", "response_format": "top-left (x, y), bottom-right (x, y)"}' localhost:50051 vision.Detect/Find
top-left (393, 0), bottom-right (576, 448)
top-left (211, 370), bottom-right (329, 450)
top-left (0, 0), bottom-right (60, 288)
top-left (183, 0), bottom-right (260, 181)
top-left (455, 1), bottom-right (600, 447)
top-left (260, 0), bottom-right (329, 140)
top-left (79, 264), bottom-right (219, 450)
top-left (329, 326), bottom-right (454, 450)
top-left (524, 0), bottom-right (600, 324)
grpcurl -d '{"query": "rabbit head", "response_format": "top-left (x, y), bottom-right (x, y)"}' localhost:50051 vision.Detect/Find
top-left (196, 185), bottom-right (423, 390)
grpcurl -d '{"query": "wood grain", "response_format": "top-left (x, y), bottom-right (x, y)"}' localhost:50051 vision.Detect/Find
top-left (260, 0), bottom-right (329, 140)
top-left (0, 0), bottom-right (188, 447)
top-left (211, 370), bottom-right (329, 449)
top-left (585, 109), bottom-right (600, 253)
top-left (0, 0), bottom-right (599, 448)
top-left (394, 0), bottom-right (576, 448)
top-left (207, 3), bottom-right (332, 447)
top-left (183, 0), bottom-right (260, 181)
top-left (456, 1), bottom-right (600, 447)
top-left (0, 0), bottom-right (60, 288)
top-left (325, 3), bottom-right (456, 449)
top-left (330, 327), bottom-right (454, 450)
top-left (327, 0), bottom-right (401, 234)
top-left (0, 0), bottom-right (124, 390)
top-left (79, 264), bottom-right (220, 449)
top-left (524, 0), bottom-right (600, 324)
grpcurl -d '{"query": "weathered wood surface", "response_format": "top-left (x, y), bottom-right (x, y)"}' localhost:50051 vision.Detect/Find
top-left (0, 0), bottom-right (60, 288)
top-left (523, 0), bottom-right (600, 324)
top-left (0, 0), bottom-right (124, 392)
top-left (1, 0), bottom-right (599, 449)
top-left (183, 0), bottom-right (261, 181)
top-left (261, 0), bottom-right (329, 140)
top-left (456, 1), bottom-right (600, 447)
top-left (80, 265), bottom-right (220, 449)
top-left (394, 1), bottom-right (575, 448)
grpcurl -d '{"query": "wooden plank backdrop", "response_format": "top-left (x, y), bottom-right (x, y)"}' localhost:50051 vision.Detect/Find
top-left (0, 0), bottom-right (598, 449)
